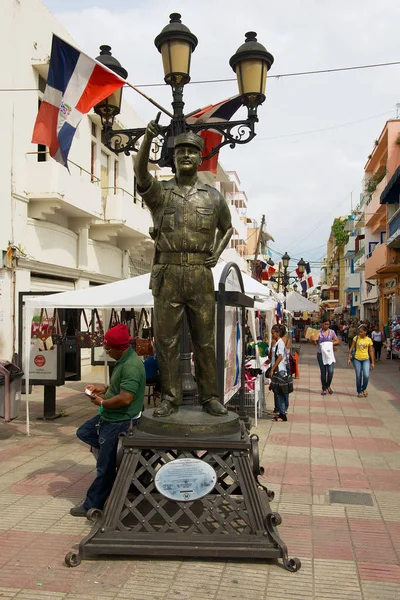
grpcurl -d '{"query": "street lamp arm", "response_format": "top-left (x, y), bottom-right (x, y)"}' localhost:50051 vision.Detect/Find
top-left (103, 123), bottom-right (170, 161)
top-left (187, 115), bottom-right (257, 159)
top-left (101, 114), bottom-right (258, 168)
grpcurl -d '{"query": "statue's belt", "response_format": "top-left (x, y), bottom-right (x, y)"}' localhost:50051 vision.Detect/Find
top-left (156, 252), bottom-right (209, 265)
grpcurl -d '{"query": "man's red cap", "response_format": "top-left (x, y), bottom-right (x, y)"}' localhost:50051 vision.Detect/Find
top-left (104, 324), bottom-right (132, 349)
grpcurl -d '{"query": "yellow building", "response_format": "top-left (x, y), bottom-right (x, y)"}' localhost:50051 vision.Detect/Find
top-left (321, 218), bottom-right (346, 318)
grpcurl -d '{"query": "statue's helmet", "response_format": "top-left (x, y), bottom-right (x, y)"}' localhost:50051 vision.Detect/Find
top-left (174, 131), bottom-right (204, 153)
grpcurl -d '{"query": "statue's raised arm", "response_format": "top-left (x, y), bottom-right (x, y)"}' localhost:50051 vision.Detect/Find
top-left (134, 113), bottom-right (162, 192)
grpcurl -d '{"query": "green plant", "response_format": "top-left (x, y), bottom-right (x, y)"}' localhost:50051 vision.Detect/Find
top-left (331, 218), bottom-right (349, 247)
top-left (365, 169), bottom-right (386, 194)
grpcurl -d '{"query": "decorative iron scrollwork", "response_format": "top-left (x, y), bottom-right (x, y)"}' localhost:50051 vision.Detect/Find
top-left (265, 513), bottom-right (301, 572)
top-left (100, 116), bottom-right (257, 168)
top-left (86, 508), bottom-right (103, 523)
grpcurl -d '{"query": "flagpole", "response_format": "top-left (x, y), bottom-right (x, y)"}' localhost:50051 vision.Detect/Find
top-left (124, 81), bottom-right (174, 119)
top-left (52, 35), bottom-right (175, 120)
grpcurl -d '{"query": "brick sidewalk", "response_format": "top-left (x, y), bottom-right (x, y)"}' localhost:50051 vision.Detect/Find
top-left (0, 344), bottom-right (399, 599)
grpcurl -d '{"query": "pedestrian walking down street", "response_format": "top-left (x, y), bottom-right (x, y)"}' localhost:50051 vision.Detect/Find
top-left (312, 318), bottom-right (340, 395)
top-left (371, 324), bottom-right (384, 361)
top-left (70, 324), bottom-right (145, 517)
top-left (269, 325), bottom-right (290, 422)
top-left (347, 321), bottom-right (357, 348)
top-left (348, 324), bottom-right (375, 397)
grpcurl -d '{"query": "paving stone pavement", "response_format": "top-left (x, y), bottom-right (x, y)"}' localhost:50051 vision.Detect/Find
top-left (0, 344), bottom-right (399, 599)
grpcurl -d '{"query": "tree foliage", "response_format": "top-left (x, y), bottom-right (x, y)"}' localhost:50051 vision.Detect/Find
top-left (331, 218), bottom-right (349, 247)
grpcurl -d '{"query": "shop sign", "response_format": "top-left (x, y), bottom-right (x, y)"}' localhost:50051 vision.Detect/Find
top-left (384, 277), bottom-right (397, 292)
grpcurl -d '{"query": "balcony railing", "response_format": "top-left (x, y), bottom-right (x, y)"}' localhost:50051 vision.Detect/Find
top-left (353, 246), bottom-right (365, 263)
top-left (129, 258), bottom-right (152, 277)
top-left (101, 186), bottom-right (145, 208)
top-left (26, 152), bottom-right (101, 185)
top-left (388, 209), bottom-right (400, 240)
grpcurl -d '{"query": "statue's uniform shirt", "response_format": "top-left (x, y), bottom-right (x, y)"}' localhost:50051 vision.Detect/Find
top-left (139, 176), bottom-right (232, 406)
top-left (140, 177), bottom-right (232, 254)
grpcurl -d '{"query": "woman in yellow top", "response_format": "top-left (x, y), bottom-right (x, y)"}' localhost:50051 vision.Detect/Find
top-left (347, 324), bottom-right (375, 397)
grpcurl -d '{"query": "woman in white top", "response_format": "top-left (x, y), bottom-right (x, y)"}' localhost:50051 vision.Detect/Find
top-left (269, 324), bottom-right (289, 422)
top-left (371, 324), bottom-right (384, 361)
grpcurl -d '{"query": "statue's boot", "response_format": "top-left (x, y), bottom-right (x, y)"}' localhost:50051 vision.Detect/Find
top-left (153, 399), bottom-right (178, 418)
top-left (202, 398), bottom-right (228, 416)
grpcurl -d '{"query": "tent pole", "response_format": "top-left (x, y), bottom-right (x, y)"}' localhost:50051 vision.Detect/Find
top-left (23, 305), bottom-right (32, 436)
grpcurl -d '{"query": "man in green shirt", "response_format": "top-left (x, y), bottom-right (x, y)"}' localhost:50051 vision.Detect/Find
top-left (70, 324), bottom-right (145, 517)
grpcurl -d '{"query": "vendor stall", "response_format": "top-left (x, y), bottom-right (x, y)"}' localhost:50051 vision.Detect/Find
top-left (385, 315), bottom-right (400, 359)
top-left (22, 263), bottom-right (274, 434)
top-left (285, 291), bottom-right (320, 344)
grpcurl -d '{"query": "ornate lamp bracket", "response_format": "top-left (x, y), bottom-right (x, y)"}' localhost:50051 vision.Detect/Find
top-left (101, 114), bottom-right (257, 168)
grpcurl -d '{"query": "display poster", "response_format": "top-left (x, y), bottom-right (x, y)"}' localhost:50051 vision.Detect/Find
top-left (25, 302), bottom-right (64, 385)
top-left (29, 339), bottom-right (59, 380)
top-left (223, 268), bottom-right (242, 404)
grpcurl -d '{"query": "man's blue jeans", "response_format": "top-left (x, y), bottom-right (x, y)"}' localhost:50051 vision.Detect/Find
top-left (317, 353), bottom-right (334, 391)
top-left (77, 415), bottom-right (137, 511)
top-left (274, 391), bottom-right (289, 416)
top-left (353, 359), bottom-right (370, 394)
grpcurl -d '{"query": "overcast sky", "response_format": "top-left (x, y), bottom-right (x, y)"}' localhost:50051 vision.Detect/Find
top-left (43, 0), bottom-right (400, 280)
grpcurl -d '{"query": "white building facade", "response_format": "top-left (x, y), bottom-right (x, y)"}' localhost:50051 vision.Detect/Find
top-left (1, 0), bottom-right (262, 364)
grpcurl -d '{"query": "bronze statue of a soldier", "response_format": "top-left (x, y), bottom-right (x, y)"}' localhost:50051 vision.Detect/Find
top-left (134, 119), bottom-right (233, 418)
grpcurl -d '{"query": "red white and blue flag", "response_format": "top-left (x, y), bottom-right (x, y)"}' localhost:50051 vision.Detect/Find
top-left (32, 35), bottom-right (125, 167)
top-left (262, 264), bottom-right (276, 281)
top-left (186, 96), bottom-right (242, 173)
top-left (300, 262), bottom-right (314, 292)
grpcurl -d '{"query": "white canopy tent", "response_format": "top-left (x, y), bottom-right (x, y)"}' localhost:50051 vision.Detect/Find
top-left (24, 263), bottom-right (272, 312)
top-left (23, 263), bottom-right (275, 434)
top-left (285, 291), bottom-right (320, 313)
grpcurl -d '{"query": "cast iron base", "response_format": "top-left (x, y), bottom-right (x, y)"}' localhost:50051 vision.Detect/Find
top-left (65, 412), bottom-right (301, 572)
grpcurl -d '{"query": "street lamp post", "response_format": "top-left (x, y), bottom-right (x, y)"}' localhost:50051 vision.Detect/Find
top-left (93, 13), bottom-right (274, 168)
top-left (281, 252), bottom-right (290, 297)
top-left (63, 17), bottom-right (303, 574)
top-left (269, 254), bottom-right (307, 297)
top-left (93, 14), bottom-right (274, 402)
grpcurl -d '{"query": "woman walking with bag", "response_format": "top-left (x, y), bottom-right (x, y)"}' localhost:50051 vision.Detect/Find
top-left (348, 324), bottom-right (374, 397)
top-left (269, 325), bottom-right (291, 422)
top-left (312, 318), bottom-right (340, 395)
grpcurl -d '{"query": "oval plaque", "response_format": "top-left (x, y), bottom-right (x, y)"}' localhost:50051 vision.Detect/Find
top-left (154, 458), bottom-right (217, 502)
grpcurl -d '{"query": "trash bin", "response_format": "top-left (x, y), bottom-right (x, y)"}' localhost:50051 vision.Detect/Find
top-left (0, 362), bottom-right (24, 421)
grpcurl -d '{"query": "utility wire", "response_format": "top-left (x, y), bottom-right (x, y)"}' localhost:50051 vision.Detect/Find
top-left (256, 110), bottom-right (394, 141)
top-left (2, 58), bottom-right (400, 94)
top-left (132, 59), bottom-right (400, 88)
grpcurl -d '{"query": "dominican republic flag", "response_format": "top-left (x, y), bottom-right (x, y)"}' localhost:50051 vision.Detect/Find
top-left (32, 35), bottom-right (125, 167)
top-left (305, 262), bottom-right (314, 288)
top-left (186, 96), bottom-right (242, 173)
top-left (299, 263), bottom-right (314, 291)
top-left (296, 262), bottom-right (314, 289)
top-left (300, 280), bottom-right (308, 294)
top-left (261, 264), bottom-right (276, 281)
